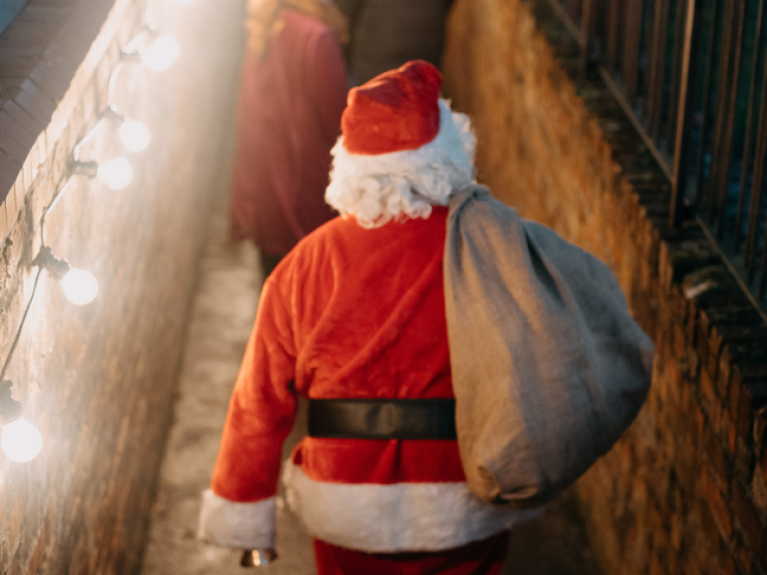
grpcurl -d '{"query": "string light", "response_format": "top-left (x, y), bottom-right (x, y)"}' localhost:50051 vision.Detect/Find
top-left (60, 269), bottom-right (100, 306)
top-left (119, 120), bottom-right (152, 152)
top-left (104, 106), bottom-right (152, 153)
top-left (32, 248), bottom-right (99, 306)
top-left (0, 6), bottom-right (182, 462)
top-left (2, 417), bottom-right (43, 463)
top-left (124, 33), bottom-right (181, 72)
top-left (71, 158), bottom-right (135, 190)
top-left (0, 382), bottom-right (42, 464)
top-left (141, 35), bottom-right (180, 71)
top-left (97, 158), bottom-right (134, 190)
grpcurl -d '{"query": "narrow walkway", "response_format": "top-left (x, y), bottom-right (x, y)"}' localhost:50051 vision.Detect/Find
top-left (139, 193), bottom-right (315, 574)
top-left (140, 197), bottom-right (603, 575)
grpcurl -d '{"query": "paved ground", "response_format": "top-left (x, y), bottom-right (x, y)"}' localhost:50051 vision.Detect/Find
top-left (139, 199), bottom-right (316, 575)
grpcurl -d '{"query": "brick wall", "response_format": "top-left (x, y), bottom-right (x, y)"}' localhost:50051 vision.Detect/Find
top-left (444, 0), bottom-right (767, 573)
top-left (0, 0), bottom-right (244, 572)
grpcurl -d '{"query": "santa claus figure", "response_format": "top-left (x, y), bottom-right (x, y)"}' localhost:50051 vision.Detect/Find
top-left (199, 60), bottom-right (541, 574)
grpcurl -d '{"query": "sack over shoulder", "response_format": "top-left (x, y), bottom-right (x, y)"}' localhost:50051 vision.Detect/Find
top-left (444, 186), bottom-right (654, 507)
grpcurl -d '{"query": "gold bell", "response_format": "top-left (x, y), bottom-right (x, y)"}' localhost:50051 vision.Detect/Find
top-left (240, 549), bottom-right (277, 567)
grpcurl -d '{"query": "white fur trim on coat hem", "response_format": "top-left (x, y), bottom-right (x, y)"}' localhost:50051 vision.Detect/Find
top-left (198, 490), bottom-right (276, 549)
top-left (283, 462), bottom-right (541, 553)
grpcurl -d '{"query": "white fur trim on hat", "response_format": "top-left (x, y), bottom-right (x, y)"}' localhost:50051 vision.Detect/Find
top-left (325, 99), bottom-right (477, 229)
top-left (283, 461), bottom-right (541, 553)
top-left (198, 489), bottom-right (277, 549)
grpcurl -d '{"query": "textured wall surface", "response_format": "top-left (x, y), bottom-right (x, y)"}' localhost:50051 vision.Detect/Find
top-left (444, 1), bottom-right (767, 574)
top-left (0, 0), bottom-right (244, 572)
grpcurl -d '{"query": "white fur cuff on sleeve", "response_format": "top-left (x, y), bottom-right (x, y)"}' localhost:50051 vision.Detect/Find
top-left (197, 489), bottom-right (277, 549)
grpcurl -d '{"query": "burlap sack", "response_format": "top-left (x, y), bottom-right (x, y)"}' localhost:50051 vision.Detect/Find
top-left (444, 186), bottom-right (654, 506)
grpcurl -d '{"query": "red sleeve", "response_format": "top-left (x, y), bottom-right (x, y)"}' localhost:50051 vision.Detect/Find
top-left (305, 28), bottom-right (348, 143)
top-left (210, 273), bottom-right (298, 502)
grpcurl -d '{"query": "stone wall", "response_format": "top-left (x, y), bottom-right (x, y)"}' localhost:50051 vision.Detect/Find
top-left (0, 0), bottom-right (244, 572)
top-left (444, 1), bottom-right (767, 573)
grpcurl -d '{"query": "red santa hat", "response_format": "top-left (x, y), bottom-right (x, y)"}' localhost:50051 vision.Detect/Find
top-left (326, 61), bottom-right (476, 228)
top-left (341, 60), bottom-right (443, 155)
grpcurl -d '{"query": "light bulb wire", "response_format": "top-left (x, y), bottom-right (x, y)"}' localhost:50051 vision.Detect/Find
top-left (40, 175), bottom-right (75, 248)
top-left (0, 268), bottom-right (43, 383)
top-left (1, 0), bottom-right (167, 402)
top-left (6, 22), bottom-right (138, 376)
top-left (2, 169), bottom-right (77, 382)
top-left (75, 52), bottom-right (145, 163)
top-left (111, 0), bottom-right (176, 117)
top-left (72, 119), bottom-right (107, 163)
top-left (144, 0), bottom-right (164, 34)
top-left (107, 60), bottom-right (131, 113)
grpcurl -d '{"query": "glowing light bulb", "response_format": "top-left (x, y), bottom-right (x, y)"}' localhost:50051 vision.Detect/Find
top-left (1, 417), bottom-right (42, 463)
top-left (97, 157), bottom-right (134, 190)
top-left (119, 120), bottom-right (151, 152)
top-left (141, 35), bottom-right (180, 71)
top-left (59, 267), bottom-right (99, 305)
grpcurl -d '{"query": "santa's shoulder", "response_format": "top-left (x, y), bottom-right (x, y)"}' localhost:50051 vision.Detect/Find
top-left (279, 210), bottom-right (447, 276)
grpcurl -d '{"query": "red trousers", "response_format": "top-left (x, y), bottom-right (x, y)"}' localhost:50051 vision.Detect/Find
top-left (313, 532), bottom-right (509, 575)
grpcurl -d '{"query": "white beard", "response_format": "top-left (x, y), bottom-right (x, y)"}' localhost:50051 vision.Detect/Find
top-left (325, 100), bottom-right (478, 228)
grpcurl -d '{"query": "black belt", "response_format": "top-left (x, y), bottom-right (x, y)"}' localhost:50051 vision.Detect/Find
top-left (307, 398), bottom-right (457, 440)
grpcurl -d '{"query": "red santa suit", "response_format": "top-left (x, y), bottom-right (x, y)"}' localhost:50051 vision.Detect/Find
top-left (200, 61), bottom-right (537, 574)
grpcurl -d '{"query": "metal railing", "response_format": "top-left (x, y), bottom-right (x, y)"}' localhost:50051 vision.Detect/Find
top-left (548, 0), bottom-right (767, 306)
